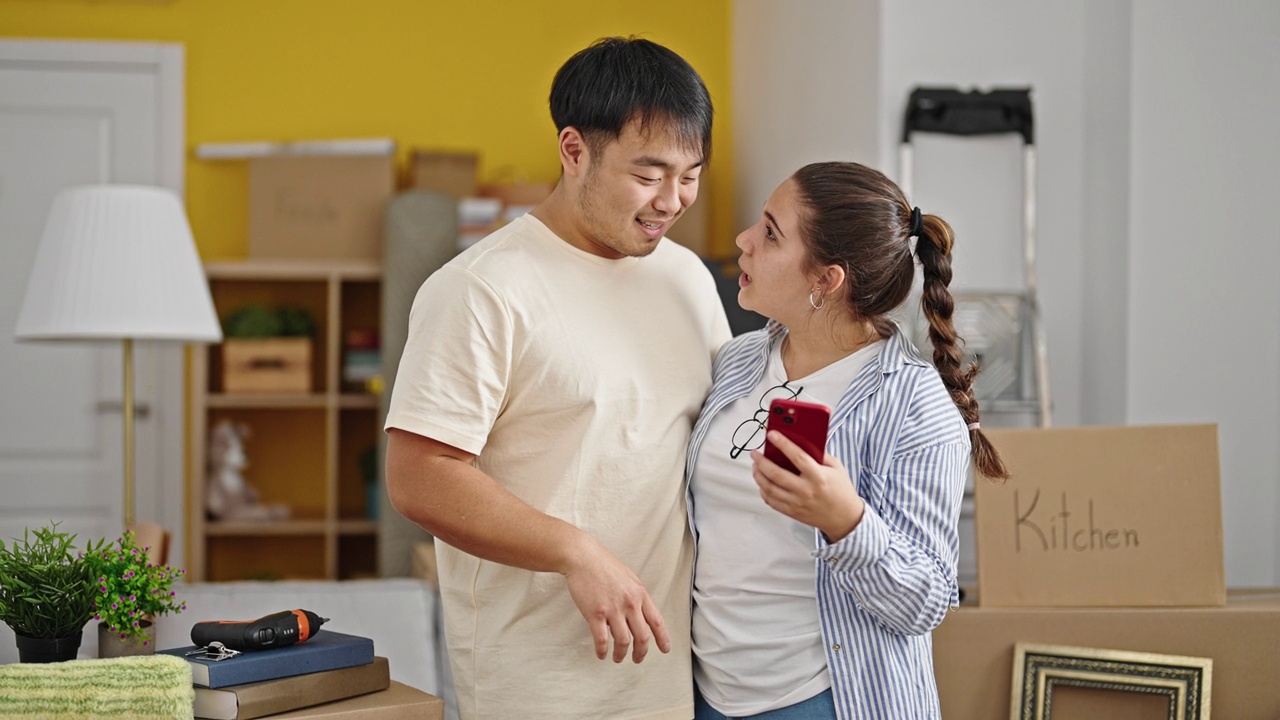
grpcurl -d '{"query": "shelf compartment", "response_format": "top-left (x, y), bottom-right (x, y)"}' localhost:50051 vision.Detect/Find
top-left (207, 277), bottom-right (329, 394)
top-left (338, 534), bottom-right (378, 580)
top-left (340, 279), bottom-right (382, 395)
top-left (206, 407), bottom-right (328, 519)
top-left (338, 407), bottom-right (378, 521)
top-left (207, 535), bottom-right (326, 581)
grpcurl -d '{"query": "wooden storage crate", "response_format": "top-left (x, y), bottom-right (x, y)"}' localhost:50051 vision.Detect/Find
top-left (222, 338), bottom-right (312, 393)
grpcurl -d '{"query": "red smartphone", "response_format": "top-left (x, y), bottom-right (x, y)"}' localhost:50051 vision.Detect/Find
top-left (763, 398), bottom-right (831, 474)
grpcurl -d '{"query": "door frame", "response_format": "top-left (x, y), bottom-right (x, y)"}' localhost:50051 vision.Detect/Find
top-left (0, 38), bottom-right (188, 560)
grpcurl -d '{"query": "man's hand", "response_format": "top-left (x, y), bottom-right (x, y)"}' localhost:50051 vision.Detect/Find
top-left (562, 535), bottom-right (670, 664)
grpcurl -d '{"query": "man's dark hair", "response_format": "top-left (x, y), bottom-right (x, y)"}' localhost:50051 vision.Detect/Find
top-left (549, 36), bottom-right (712, 161)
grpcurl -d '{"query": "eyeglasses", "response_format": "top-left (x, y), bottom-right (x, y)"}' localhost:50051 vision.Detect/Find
top-left (729, 381), bottom-right (804, 459)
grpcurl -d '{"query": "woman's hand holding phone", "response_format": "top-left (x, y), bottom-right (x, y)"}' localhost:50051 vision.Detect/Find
top-left (752, 406), bottom-right (865, 542)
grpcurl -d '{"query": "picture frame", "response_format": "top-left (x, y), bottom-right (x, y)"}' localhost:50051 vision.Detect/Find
top-left (1010, 643), bottom-right (1212, 720)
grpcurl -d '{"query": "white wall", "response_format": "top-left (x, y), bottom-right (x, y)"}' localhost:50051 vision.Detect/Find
top-left (732, 0), bottom-right (880, 233)
top-left (878, 0), bottom-right (1092, 428)
top-left (1079, 1), bottom-right (1132, 425)
top-left (732, 0), bottom-right (1280, 586)
top-left (1127, 0), bottom-right (1280, 586)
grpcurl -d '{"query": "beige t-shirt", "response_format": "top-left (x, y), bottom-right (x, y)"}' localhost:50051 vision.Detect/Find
top-left (386, 215), bottom-right (730, 720)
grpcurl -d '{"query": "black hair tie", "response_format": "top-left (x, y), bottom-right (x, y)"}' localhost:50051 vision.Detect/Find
top-left (908, 207), bottom-right (923, 238)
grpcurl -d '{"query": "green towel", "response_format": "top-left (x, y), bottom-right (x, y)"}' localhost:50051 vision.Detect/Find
top-left (0, 654), bottom-right (193, 719)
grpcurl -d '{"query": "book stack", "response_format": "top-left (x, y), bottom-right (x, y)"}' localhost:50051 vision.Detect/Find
top-left (159, 631), bottom-right (389, 720)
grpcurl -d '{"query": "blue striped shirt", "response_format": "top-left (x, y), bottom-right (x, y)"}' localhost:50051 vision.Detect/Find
top-left (686, 322), bottom-right (968, 720)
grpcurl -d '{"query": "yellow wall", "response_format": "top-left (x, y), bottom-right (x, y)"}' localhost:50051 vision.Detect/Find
top-left (2, 0), bottom-right (735, 258)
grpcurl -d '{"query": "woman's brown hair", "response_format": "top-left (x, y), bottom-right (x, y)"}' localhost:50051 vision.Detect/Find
top-left (791, 161), bottom-right (1010, 481)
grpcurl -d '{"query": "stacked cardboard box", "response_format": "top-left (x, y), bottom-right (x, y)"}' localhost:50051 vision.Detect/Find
top-left (932, 425), bottom-right (1280, 718)
top-left (934, 590), bottom-right (1280, 719)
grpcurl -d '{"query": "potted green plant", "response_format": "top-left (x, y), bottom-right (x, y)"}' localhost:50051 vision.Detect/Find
top-left (0, 523), bottom-right (100, 663)
top-left (86, 529), bottom-right (186, 657)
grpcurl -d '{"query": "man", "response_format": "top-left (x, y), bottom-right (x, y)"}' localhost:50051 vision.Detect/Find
top-left (385, 37), bottom-right (731, 719)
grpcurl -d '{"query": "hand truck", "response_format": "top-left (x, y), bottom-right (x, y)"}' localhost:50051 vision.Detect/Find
top-left (899, 87), bottom-right (1051, 428)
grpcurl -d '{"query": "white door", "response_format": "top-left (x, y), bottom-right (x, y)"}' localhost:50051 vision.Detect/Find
top-left (0, 40), bottom-right (186, 660)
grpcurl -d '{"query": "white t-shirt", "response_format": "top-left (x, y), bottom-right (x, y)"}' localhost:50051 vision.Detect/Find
top-left (386, 214), bottom-right (730, 720)
top-left (691, 337), bottom-right (884, 717)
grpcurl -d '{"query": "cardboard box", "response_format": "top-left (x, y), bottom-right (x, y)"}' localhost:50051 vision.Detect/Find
top-left (268, 681), bottom-right (444, 719)
top-left (222, 338), bottom-right (312, 393)
top-left (479, 179), bottom-right (552, 208)
top-left (406, 150), bottom-right (478, 199)
top-left (933, 590), bottom-right (1280, 720)
top-left (975, 424), bottom-right (1225, 607)
top-left (249, 154), bottom-right (395, 260)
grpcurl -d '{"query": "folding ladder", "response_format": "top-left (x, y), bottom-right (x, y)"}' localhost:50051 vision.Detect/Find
top-left (899, 87), bottom-right (1051, 428)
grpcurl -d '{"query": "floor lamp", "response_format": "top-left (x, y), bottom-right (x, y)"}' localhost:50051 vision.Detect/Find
top-left (14, 185), bottom-right (222, 531)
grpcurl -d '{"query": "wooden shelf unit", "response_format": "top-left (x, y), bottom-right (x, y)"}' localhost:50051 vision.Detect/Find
top-left (189, 259), bottom-right (383, 582)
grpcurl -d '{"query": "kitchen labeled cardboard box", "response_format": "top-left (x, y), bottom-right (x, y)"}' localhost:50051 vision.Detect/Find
top-left (249, 154), bottom-right (395, 261)
top-left (975, 424), bottom-right (1225, 607)
top-left (933, 590), bottom-right (1280, 719)
top-left (267, 681), bottom-right (443, 719)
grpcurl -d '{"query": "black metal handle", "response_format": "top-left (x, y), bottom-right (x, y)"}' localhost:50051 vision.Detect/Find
top-left (902, 87), bottom-right (1034, 144)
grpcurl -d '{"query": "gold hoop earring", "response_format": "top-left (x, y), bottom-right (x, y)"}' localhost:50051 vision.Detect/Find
top-left (808, 290), bottom-right (826, 310)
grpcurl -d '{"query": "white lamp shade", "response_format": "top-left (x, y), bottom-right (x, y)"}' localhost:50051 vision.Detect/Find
top-left (15, 185), bottom-right (222, 342)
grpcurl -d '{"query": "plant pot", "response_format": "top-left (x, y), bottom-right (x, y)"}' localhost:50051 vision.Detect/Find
top-left (97, 619), bottom-right (156, 658)
top-left (14, 630), bottom-right (83, 663)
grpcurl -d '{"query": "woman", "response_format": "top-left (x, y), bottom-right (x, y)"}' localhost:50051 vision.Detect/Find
top-left (686, 162), bottom-right (1009, 720)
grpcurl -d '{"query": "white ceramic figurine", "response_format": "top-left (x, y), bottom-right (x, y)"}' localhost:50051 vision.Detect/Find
top-left (206, 420), bottom-right (290, 522)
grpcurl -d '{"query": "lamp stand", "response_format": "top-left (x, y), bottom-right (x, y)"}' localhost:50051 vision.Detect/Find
top-left (122, 338), bottom-right (170, 563)
top-left (122, 337), bottom-right (135, 528)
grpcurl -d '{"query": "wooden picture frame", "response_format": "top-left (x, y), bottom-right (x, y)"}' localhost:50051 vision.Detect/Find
top-left (1010, 643), bottom-right (1212, 720)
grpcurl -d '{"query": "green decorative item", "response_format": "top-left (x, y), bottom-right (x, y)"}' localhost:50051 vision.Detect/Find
top-left (0, 523), bottom-right (100, 663)
top-left (359, 446), bottom-right (379, 520)
top-left (223, 304), bottom-right (315, 338)
top-left (223, 304), bottom-right (281, 337)
top-left (85, 530), bottom-right (186, 654)
top-left (277, 306), bottom-right (315, 337)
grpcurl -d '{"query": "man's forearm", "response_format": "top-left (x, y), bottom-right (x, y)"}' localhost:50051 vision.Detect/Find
top-left (385, 431), bottom-right (588, 575)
